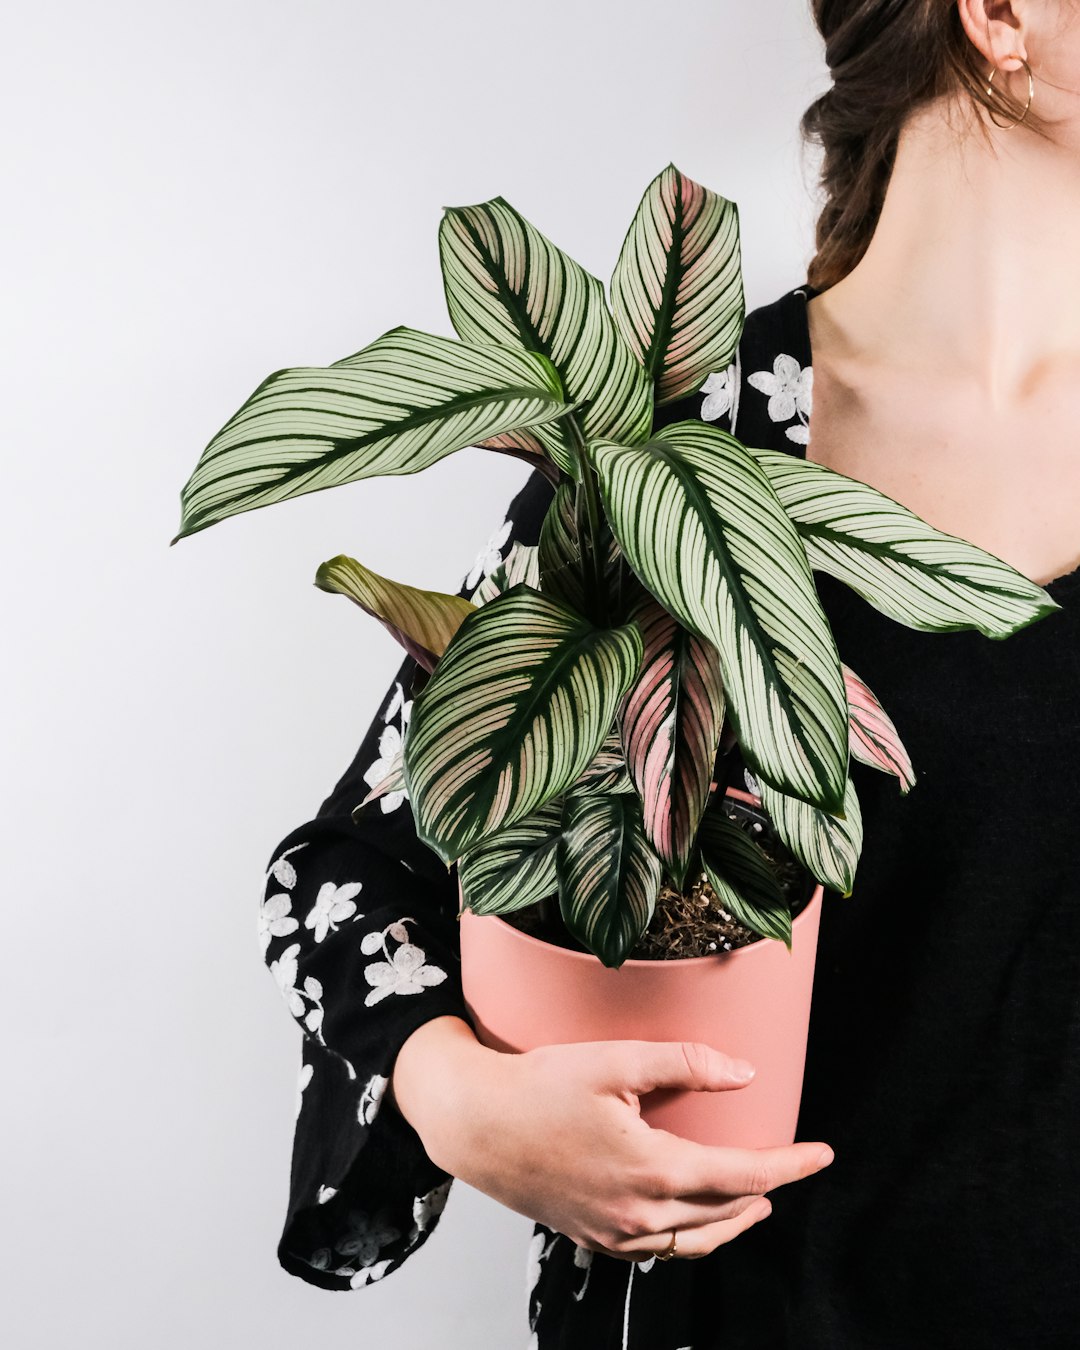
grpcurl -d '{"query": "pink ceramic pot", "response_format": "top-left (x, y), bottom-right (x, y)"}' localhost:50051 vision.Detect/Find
top-left (458, 877), bottom-right (824, 1149)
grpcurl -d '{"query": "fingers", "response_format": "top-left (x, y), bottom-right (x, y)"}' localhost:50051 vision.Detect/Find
top-left (587, 1194), bottom-right (775, 1262)
top-left (572, 1137), bottom-right (832, 1257)
top-left (617, 1178), bottom-right (784, 1234)
top-left (659, 1135), bottom-right (835, 1201)
top-left (597, 1039), bottom-right (757, 1096)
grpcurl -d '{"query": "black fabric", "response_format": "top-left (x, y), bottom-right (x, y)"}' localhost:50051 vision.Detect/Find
top-left (260, 282), bottom-right (1080, 1345)
top-left (258, 485), bottom-right (548, 1291)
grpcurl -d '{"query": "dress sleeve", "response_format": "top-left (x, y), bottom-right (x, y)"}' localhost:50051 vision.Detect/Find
top-left (259, 465), bottom-right (557, 1290)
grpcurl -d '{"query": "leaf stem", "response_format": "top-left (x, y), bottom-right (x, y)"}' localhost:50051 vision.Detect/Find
top-left (566, 413), bottom-right (609, 627)
top-left (538, 891), bottom-right (561, 936)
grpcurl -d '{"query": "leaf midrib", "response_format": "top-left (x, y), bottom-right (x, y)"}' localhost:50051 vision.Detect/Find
top-left (182, 384), bottom-right (564, 528)
top-left (426, 609), bottom-right (638, 846)
top-left (642, 174), bottom-right (688, 382)
top-left (649, 441), bottom-right (837, 792)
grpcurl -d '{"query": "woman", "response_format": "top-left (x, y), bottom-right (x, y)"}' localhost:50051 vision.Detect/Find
top-left (259, 1), bottom-right (1080, 1345)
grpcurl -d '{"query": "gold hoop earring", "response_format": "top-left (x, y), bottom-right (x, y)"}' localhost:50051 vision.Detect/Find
top-left (985, 54), bottom-right (1034, 129)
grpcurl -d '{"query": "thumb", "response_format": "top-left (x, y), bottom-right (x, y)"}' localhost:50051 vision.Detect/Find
top-left (612, 1040), bottom-right (757, 1096)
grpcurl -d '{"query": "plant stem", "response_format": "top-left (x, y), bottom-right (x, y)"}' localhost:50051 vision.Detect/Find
top-left (566, 413), bottom-right (609, 627)
top-left (538, 891), bottom-right (561, 936)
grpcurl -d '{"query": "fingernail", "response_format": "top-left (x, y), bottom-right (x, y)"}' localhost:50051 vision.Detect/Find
top-left (731, 1059), bottom-right (756, 1081)
top-left (815, 1147), bottom-right (834, 1170)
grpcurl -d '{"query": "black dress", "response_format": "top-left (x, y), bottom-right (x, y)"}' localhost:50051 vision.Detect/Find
top-left (259, 282), bottom-right (1080, 1348)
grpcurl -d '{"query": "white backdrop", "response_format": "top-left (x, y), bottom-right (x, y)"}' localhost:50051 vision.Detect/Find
top-left (4, 2), bottom-right (826, 1345)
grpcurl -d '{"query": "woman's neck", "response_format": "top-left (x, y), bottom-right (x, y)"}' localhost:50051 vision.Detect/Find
top-left (811, 95), bottom-right (1080, 412)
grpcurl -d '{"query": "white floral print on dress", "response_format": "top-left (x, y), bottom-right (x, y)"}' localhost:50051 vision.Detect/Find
top-left (360, 917), bottom-right (448, 1007)
top-left (527, 1229), bottom-right (561, 1340)
top-left (267, 841), bottom-right (308, 890)
top-left (349, 1259), bottom-right (394, 1288)
top-left (337, 1209), bottom-right (402, 1266)
top-left (295, 1061), bottom-right (313, 1121)
top-left (316, 1182), bottom-right (450, 1289)
top-left (571, 1242), bottom-right (593, 1302)
top-left (700, 363), bottom-right (737, 422)
top-left (363, 681), bottom-right (411, 815)
top-left (308, 1207), bottom-right (402, 1287)
top-left (747, 352), bottom-right (813, 443)
top-left (411, 1179), bottom-right (451, 1237)
top-left (305, 879), bottom-right (364, 943)
top-left (270, 944), bottom-right (329, 1043)
top-left (357, 1072), bottom-right (388, 1127)
top-left (270, 943), bottom-right (305, 1018)
top-left (259, 842), bottom-right (308, 952)
top-left (464, 516), bottom-right (513, 592)
top-left (258, 891), bottom-right (299, 954)
top-left (322, 1197), bottom-right (440, 1289)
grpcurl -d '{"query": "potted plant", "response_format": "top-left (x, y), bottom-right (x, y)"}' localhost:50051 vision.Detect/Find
top-left (172, 164), bottom-right (1056, 1150)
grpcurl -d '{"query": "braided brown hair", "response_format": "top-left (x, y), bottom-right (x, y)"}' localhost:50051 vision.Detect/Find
top-left (800, 0), bottom-right (1059, 291)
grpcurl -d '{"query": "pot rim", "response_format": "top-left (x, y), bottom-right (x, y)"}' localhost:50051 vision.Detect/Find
top-left (459, 880), bottom-right (824, 969)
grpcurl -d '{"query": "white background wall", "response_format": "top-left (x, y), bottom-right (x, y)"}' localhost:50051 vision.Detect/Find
top-left (4, 2), bottom-right (826, 1345)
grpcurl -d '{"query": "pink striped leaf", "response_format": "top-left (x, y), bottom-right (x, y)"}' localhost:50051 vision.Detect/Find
top-left (610, 163), bottom-right (744, 407)
top-left (843, 664), bottom-right (916, 793)
top-left (618, 594), bottom-right (726, 889)
top-left (590, 422), bottom-right (849, 814)
top-left (473, 429), bottom-right (561, 486)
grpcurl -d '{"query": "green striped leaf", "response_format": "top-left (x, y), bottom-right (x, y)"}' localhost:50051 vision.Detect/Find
top-left (611, 163), bottom-right (744, 406)
top-left (537, 479), bottom-right (622, 617)
top-left (173, 327), bottom-right (571, 542)
top-left (457, 800), bottom-right (563, 916)
top-left (747, 448), bottom-right (1059, 637)
top-left (439, 196), bottom-right (653, 479)
top-left (402, 582), bottom-right (644, 863)
top-left (573, 726), bottom-right (636, 796)
top-left (314, 554), bottom-right (475, 672)
top-left (757, 775), bottom-right (862, 897)
top-left (696, 806), bottom-right (791, 949)
top-left (590, 420), bottom-right (849, 814)
top-left (618, 594), bottom-right (726, 890)
top-left (471, 541), bottom-right (541, 607)
top-left (843, 664), bottom-right (916, 793)
top-left (556, 791), bottom-right (662, 968)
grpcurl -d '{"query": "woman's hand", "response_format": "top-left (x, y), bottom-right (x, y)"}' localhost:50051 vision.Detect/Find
top-left (390, 1015), bottom-right (834, 1262)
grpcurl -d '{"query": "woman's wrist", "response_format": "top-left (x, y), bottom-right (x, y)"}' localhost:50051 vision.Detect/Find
top-left (388, 1014), bottom-right (501, 1170)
